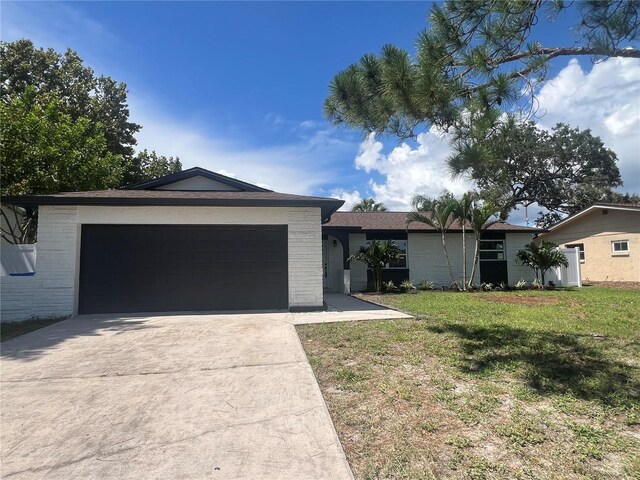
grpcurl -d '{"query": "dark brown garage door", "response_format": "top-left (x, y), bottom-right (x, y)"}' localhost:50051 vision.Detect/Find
top-left (79, 225), bottom-right (288, 314)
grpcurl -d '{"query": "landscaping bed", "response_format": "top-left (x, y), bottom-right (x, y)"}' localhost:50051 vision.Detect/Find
top-left (297, 287), bottom-right (640, 479)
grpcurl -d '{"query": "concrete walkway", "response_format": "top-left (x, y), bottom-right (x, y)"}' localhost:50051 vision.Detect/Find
top-left (0, 296), bottom-right (410, 479)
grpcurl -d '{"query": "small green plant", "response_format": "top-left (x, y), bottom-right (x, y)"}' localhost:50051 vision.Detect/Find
top-left (348, 240), bottom-right (402, 292)
top-left (383, 280), bottom-right (398, 292)
top-left (399, 280), bottom-right (416, 292)
top-left (418, 280), bottom-right (435, 290)
top-left (515, 278), bottom-right (527, 289)
top-left (516, 241), bottom-right (568, 286)
top-left (445, 434), bottom-right (472, 449)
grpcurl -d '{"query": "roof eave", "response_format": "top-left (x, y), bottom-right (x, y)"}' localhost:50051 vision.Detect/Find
top-left (544, 204), bottom-right (639, 232)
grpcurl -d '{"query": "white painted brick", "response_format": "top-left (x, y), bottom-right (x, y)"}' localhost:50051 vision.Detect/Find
top-left (2, 205), bottom-right (325, 321)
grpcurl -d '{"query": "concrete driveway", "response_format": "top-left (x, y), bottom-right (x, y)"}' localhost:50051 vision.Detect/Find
top-left (1, 295), bottom-right (410, 479)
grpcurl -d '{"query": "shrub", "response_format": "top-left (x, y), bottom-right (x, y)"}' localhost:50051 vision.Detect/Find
top-left (480, 282), bottom-right (494, 291)
top-left (515, 278), bottom-right (527, 289)
top-left (399, 280), bottom-right (416, 292)
top-left (383, 280), bottom-right (398, 292)
top-left (418, 280), bottom-right (435, 291)
top-left (515, 241), bottom-right (568, 286)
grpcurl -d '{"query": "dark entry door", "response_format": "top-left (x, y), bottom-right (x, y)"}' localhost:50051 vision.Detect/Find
top-left (480, 261), bottom-right (508, 286)
top-left (79, 224), bottom-right (288, 314)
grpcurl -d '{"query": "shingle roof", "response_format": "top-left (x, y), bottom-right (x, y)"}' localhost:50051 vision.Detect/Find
top-left (4, 189), bottom-right (336, 202)
top-left (323, 211), bottom-right (543, 232)
top-left (1, 190), bottom-right (344, 222)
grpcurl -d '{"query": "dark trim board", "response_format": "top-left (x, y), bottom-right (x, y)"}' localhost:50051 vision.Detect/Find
top-left (79, 224), bottom-right (289, 314)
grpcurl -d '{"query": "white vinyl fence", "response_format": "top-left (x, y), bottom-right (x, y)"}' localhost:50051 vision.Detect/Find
top-left (547, 247), bottom-right (582, 287)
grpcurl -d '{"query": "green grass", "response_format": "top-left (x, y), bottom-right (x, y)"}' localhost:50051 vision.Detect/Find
top-left (1, 317), bottom-right (68, 342)
top-left (297, 287), bottom-right (640, 479)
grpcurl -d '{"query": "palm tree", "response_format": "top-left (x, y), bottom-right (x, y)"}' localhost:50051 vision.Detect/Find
top-left (516, 241), bottom-right (569, 286)
top-left (406, 194), bottom-right (457, 286)
top-left (467, 202), bottom-right (500, 289)
top-left (351, 198), bottom-right (388, 212)
top-left (348, 239), bottom-right (402, 292)
top-left (450, 192), bottom-right (474, 290)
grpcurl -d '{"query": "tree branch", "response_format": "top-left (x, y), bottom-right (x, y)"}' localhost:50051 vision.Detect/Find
top-left (493, 45), bottom-right (640, 66)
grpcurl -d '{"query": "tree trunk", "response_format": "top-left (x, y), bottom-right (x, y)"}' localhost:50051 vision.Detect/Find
top-left (441, 232), bottom-right (456, 285)
top-left (461, 224), bottom-right (467, 290)
top-left (468, 234), bottom-right (480, 289)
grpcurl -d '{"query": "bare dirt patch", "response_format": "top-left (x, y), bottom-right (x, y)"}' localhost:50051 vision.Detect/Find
top-left (587, 281), bottom-right (640, 289)
top-left (482, 294), bottom-right (561, 306)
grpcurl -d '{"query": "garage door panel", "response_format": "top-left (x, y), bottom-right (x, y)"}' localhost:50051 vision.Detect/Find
top-left (79, 225), bottom-right (288, 314)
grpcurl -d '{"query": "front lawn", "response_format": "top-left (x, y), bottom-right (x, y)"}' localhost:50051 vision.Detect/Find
top-left (297, 287), bottom-right (640, 479)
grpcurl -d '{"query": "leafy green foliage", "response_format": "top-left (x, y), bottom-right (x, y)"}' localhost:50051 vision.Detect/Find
top-left (1, 39), bottom-right (140, 165)
top-left (407, 192), bottom-right (458, 284)
top-left (450, 119), bottom-right (623, 227)
top-left (324, 1), bottom-right (637, 222)
top-left (408, 191), bottom-right (499, 289)
top-left (0, 40), bottom-right (183, 243)
top-left (128, 149), bottom-right (182, 185)
top-left (348, 239), bottom-right (402, 292)
top-left (0, 88), bottom-right (122, 196)
top-left (516, 241), bottom-right (569, 285)
top-left (325, 1), bottom-right (640, 138)
top-left (351, 197), bottom-right (387, 212)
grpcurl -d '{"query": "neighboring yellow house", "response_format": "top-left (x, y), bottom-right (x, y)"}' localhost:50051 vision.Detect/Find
top-left (537, 203), bottom-right (640, 282)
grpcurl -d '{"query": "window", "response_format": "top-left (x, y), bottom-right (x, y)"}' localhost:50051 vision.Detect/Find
top-left (479, 240), bottom-right (505, 261)
top-left (366, 239), bottom-right (408, 268)
top-left (566, 243), bottom-right (585, 262)
top-left (611, 240), bottom-right (629, 255)
top-left (388, 240), bottom-right (407, 268)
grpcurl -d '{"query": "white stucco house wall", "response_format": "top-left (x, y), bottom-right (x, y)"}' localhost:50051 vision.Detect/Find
top-left (321, 212), bottom-right (542, 293)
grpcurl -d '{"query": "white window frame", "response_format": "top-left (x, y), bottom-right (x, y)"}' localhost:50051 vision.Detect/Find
top-left (479, 239), bottom-right (506, 262)
top-left (611, 240), bottom-right (629, 256)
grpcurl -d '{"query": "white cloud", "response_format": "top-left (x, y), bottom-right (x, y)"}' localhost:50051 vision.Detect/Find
top-left (129, 95), bottom-right (355, 196)
top-left (350, 56), bottom-right (640, 215)
top-left (536, 57), bottom-right (640, 192)
top-left (330, 189), bottom-right (363, 211)
top-left (300, 120), bottom-right (320, 129)
top-left (352, 130), bottom-right (472, 210)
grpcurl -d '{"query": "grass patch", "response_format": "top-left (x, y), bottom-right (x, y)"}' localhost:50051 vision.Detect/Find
top-left (297, 287), bottom-right (640, 479)
top-left (1, 317), bottom-right (68, 342)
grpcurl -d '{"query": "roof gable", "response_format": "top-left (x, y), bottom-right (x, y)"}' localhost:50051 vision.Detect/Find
top-left (546, 203), bottom-right (640, 232)
top-left (124, 167), bottom-right (271, 192)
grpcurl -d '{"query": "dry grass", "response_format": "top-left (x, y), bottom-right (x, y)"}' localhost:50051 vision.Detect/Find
top-left (298, 288), bottom-right (640, 479)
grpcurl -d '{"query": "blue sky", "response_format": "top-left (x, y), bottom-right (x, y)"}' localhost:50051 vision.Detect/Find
top-left (2, 2), bottom-right (639, 221)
